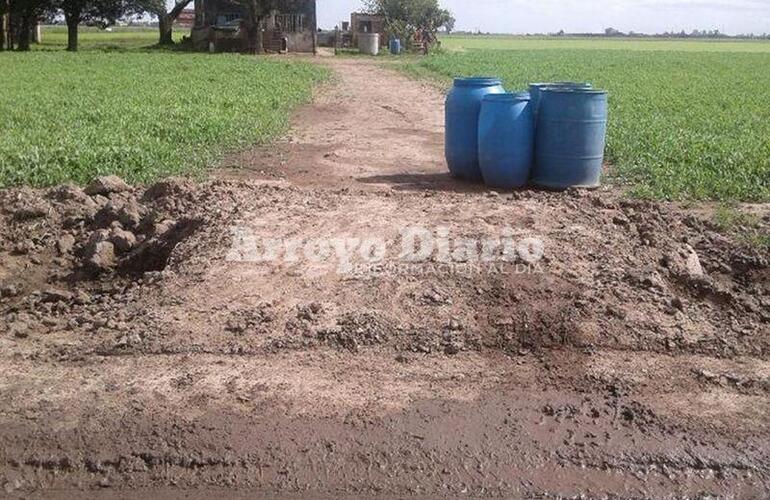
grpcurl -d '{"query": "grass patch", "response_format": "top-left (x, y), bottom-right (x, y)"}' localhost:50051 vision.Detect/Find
top-left (405, 37), bottom-right (770, 202)
top-left (714, 205), bottom-right (770, 249)
top-left (37, 25), bottom-right (183, 51)
top-left (0, 51), bottom-right (327, 187)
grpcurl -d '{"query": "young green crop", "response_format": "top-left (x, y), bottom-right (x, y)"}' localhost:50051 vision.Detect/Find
top-left (440, 35), bottom-right (770, 54)
top-left (0, 51), bottom-right (327, 187)
top-left (409, 37), bottom-right (770, 202)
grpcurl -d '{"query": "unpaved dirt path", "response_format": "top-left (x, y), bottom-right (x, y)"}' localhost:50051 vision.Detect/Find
top-left (221, 57), bottom-right (469, 192)
top-left (1, 57), bottom-right (769, 499)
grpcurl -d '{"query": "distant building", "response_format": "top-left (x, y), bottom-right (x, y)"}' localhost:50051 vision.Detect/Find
top-left (175, 9), bottom-right (196, 29)
top-left (350, 12), bottom-right (387, 47)
top-left (191, 0), bottom-right (317, 53)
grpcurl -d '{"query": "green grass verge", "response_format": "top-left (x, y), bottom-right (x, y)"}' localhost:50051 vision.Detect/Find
top-left (405, 38), bottom-right (770, 202)
top-left (0, 51), bottom-right (327, 187)
top-left (37, 25), bottom-right (183, 51)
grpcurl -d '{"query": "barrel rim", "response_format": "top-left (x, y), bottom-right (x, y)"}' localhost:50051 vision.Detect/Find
top-left (454, 77), bottom-right (503, 87)
top-left (540, 88), bottom-right (608, 95)
top-left (529, 82), bottom-right (593, 89)
top-left (482, 92), bottom-right (531, 102)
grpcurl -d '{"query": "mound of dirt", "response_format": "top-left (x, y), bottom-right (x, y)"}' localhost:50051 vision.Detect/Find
top-left (1, 178), bottom-right (768, 365)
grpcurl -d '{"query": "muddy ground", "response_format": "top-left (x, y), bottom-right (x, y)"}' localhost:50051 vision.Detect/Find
top-left (1, 57), bottom-right (769, 499)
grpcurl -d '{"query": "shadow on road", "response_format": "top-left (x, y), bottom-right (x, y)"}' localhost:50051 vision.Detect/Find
top-left (357, 172), bottom-right (493, 194)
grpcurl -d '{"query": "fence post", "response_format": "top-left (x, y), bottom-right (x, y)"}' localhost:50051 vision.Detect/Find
top-left (32, 23), bottom-right (41, 44)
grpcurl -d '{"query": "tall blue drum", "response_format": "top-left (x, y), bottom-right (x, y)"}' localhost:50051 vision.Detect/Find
top-left (529, 82), bottom-right (592, 118)
top-left (478, 93), bottom-right (534, 189)
top-left (389, 38), bottom-right (401, 55)
top-left (532, 88), bottom-right (608, 189)
top-left (445, 77), bottom-right (505, 181)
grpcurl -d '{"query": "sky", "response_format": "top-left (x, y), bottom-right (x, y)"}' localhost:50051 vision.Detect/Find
top-left (317, 0), bottom-right (770, 35)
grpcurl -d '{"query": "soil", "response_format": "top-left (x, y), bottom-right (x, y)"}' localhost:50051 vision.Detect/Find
top-left (1, 56), bottom-right (769, 499)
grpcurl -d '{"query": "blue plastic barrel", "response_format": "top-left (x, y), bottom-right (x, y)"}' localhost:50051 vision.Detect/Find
top-left (478, 93), bottom-right (535, 189)
top-left (529, 82), bottom-right (592, 118)
top-left (389, 38), bottom-right (401, 55)
top-left (445, 77), bottom-right (505, 181)
top-left (532, 88), bottom-right (608, 189)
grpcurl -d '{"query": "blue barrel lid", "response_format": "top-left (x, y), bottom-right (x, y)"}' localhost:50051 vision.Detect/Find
top-left (483, 92), bottom-right (531, 101)
top-left (454, 77), bottom-right (503, 87)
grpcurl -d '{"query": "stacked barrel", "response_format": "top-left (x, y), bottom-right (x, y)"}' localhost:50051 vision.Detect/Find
top-left (445, 78), bottom-right (608, 190)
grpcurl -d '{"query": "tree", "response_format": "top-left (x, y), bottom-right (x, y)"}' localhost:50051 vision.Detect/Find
top-left (364, 0), bottom-right (452, 53)
top-left (56, 0), bottom-right (129, 51)
top-left (9, 0), bottom-right (52, 50)
top-left (225, 0), bottom-right (276, 53)
top-left (444, 15), bottom-right (455, 34)
top-left (136, 0), bottom-right (193, 45)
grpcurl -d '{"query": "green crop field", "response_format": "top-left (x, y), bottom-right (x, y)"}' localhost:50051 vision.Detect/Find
top-left (409, 36), bottom-right (770, 202)
top-left (0, 48), bottom-right (327, 187)
top-left (441, 35), bottom-right (770, 53)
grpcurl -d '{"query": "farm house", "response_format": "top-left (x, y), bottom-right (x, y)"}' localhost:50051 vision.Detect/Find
top-left (190, 0), bottom-right (317, 53)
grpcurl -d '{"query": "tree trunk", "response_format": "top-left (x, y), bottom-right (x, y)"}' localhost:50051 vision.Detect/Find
top-left (65, 12), bottom-right (79, 52)
top-left (244, 14), bottom-right (264, 54)
top-left (0, 13), bottom-right (5, 51)
top-left (158, 14), bottom-right (173, 45)
top-left (6, 7), bottom-right (15, 50)
top-left (246, 24), bottom-right (261, 53)
top-left (17, 12), bottom-right (30, 51)
top-left (157, 0), bottom-right (193, 46)
top-left (0, 0), bottom-right (7, 51)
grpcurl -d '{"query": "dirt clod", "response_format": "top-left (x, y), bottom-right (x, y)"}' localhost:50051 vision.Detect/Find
top-left (11, 201), bottom-right (49, 221)
top-left (9, 320), bottom-right (29, 338)
top-left (41, 288), bottom-right (72, 303)
top-left (83, 240), bottom-right (116, 272)
top-left (109, 227), bottom-right (137, 254)
top-left (143, 177), bottom-right (194, 201)
top-left (56, 234), bottom-right (76, 255)
top-left (84, 175), bottom-right (131, 196)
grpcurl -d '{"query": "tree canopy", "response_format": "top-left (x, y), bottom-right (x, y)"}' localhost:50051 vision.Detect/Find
top-left (364, 0), bottom-right (453, 52)
top-left (57, 0), bottom-right (132, 50)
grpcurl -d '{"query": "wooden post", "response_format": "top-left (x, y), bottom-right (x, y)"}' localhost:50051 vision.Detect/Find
top-left (310, 0), bottom-right (317, 55)
top-left (0, 13), bottom-right (6, 51)
top-left (0, 0), bottom-right (8, 51)
top-left (32, 22), bottom-right (41, 44)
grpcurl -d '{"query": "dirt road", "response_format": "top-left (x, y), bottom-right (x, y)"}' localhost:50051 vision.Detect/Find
top-left (1, 57), bottom-right (769, 499)
top-left (221, 56), bottom-right (460, 192)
